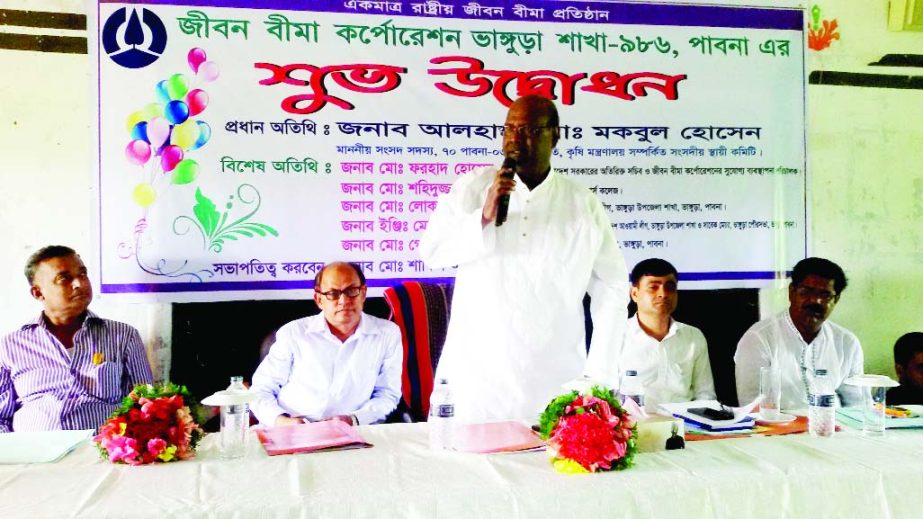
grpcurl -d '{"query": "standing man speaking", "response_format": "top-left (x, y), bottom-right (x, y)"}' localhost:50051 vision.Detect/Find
top-left (420, 95), bottom-right (628, 422)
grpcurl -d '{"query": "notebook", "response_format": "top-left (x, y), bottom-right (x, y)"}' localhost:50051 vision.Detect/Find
top-left (255, 420), bottom-right (372, 456)
top-left (451, 421), bottom-right (546, 453)
top-left (659, 400), bottom-right (756, 431)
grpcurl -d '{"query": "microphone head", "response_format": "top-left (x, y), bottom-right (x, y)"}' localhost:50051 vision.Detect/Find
top-left (501, 156), bottom-right (517, 170)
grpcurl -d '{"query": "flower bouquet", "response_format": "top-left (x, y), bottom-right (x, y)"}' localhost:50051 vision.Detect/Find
top-left (94, 382), bottom-right (204, 465)
top-left (538, 386), bottom-right (637, 473)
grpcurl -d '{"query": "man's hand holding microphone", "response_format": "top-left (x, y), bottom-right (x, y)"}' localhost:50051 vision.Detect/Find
top-left (481, 156), bottom-right (517, 227)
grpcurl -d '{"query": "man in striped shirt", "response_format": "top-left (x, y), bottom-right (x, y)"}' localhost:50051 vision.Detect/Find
top-left (0, 245), bottom-right (153, 432)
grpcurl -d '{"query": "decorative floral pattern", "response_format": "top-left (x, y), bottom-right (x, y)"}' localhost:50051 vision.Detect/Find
top-left (808, 5), bottom-right (839, 51)
top-left (174, 184), bottom-right (279, 253)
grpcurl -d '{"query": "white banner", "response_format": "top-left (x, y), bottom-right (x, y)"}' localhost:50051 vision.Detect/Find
top-left (91, 0), bottom-right (807, 301)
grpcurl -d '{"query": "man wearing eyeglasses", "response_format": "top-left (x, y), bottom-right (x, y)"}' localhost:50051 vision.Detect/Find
top-left (250, 262), bottom-right (402, 426)
top-left (420, 95), bottom-right (628, 422)
top-left (734, 257), bottom-right (863, 409)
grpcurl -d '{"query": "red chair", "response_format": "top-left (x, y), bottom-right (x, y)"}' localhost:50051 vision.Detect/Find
top-left (383, 281), bottom-right (453, 422)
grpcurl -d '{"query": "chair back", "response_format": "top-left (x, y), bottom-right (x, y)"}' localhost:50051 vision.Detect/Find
top-left (383, 281), bottom-right (454, 421)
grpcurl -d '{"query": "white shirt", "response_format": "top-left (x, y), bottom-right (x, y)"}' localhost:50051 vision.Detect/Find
top-left (420, 166), bottom-right (628, 422)
top-left (619, 316), bottom-right (716, 411)
top-left (734, 311), bottom-right (864, 409)
top-left (250, 313), bottom-right (402, 425)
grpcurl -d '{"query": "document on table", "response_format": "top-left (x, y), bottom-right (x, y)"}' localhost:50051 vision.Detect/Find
top-left (659, 400), bottom-right (757, 431)
top-left (255, 421), bottom-right (372, 456)
top-left (0, 429), bottom-right (94, 464)
top-left (837, 405), bottom-right (923, 429)
top-left (451, 421), bottom-right (546, 453)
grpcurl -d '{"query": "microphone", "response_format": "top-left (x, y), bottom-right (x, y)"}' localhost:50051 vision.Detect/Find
top-left (495, 156), bottom-right (516, 227)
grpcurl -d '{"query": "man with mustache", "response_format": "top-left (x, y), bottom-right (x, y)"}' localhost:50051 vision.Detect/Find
top-left (250, 262), bottom-right (402, 426)
top-left (0, 245), bottom-right (153, 432)
top-left (734, 257), bottom-right (863, 409)
top-left (618, 258), bottom-right (715, 411)
top-left (420, 95), bottom-right (628, 422)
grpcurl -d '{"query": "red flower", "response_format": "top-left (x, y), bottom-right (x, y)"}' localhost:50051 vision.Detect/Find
top-left (550, 411), bottom-right (623, 472)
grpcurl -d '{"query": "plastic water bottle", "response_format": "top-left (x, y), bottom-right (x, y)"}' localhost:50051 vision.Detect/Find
top-left (620, 369), bottom-right (645, 408)
top-left (429, 378), bottom-right (455, 450)
top-left (220, 376), bottom-right (249, 459)
top-left (808, 369), bottom-right (835, 437)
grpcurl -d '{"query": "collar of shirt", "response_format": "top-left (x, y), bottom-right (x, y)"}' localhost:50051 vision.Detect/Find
top-left (23, 310), bottom-right (102, 331)
top-left (781, 310), bottom-right (829, 347)
top-left (512, 167), bottom-right (558, 201)
top-left (303, 312), bottom-right (378, 344)
top-left (628, 314), bottom-right (678, 342)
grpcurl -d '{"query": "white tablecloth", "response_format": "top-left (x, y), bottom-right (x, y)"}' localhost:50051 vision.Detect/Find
top-left (1, 423), bottom-right (921, 518)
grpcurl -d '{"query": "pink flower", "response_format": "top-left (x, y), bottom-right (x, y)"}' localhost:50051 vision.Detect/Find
top-left (147, 438), bottom-right (167, 457)
top-left (106, 436), bottom-right (139, 464)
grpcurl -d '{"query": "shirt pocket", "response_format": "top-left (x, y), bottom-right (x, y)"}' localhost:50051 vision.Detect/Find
top-left (88, 361), bottom-right (123, 401)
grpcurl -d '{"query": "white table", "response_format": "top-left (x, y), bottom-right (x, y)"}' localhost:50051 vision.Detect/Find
top-left (1, 423), bottom-right (921, 518)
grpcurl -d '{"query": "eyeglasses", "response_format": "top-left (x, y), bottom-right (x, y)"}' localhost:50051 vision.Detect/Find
top-left (793, 285), bottom-right (836, 303)
top-left (317, 286), bottom-right (363, 301)
top-left (503, 124), bottom-right (553, 137)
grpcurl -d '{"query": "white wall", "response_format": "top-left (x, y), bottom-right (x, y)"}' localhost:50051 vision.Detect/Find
top-left (1, 0), bottom-right (921, 380)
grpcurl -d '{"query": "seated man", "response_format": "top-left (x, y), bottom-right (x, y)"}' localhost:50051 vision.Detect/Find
top-left (888, 332), bottom-right (923, 405)
top-left (618, 258), bottom-right (715, 411)
top-left (250, 262), bottom-right (402, 426)
top-left (0, 245), bottom-right (153, 432)
top-left (735, 257), bottom-right (863, 409)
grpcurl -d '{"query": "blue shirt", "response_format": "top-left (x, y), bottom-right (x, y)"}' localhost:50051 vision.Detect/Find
top-left (0, 311), bottom-right (153, 432)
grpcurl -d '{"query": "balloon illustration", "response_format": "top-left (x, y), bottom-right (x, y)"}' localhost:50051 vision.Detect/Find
top-left (189, 121), bottom-right (211, 151)
top-left (187, 48), bottom-right (207, 73)
top-left (130, 121), bottom-right (149, 143)
top-left (160, 145), bottom-right (184, 172)
top-left (171, 120), bottom-right (200, 149)
top-left (164, 100), bottom-right (190, 125)
top-left (132, 183), bottom-right (156, 207)
top-left (125, 140), bottom-right (151, 165)
top-left (197, 61), bottom-right (219, 82)
top-left (155, 80), bottom-right (171, 104)
top-left (142, 102), bottom-right (163, 121)
top-left (172, 159), bottom-right (199, 185)
top-left (166, 73), bottom-right (190, 100)
top-left (147, 117), bottom-right (171, 149)
top-left (185, 89), bottom-right (209, 116)
top-left (126, 110), bottom-right (146, 133)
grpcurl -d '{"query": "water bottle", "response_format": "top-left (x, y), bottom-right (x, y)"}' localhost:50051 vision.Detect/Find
top-left (220, 376), bottom-right (249, 459)
top-left (808, 369), bottom-right (835, 437)
top-left (620, 370), bottom-right (645, 408)
top-left (429, 378), bottom-right (455, 450)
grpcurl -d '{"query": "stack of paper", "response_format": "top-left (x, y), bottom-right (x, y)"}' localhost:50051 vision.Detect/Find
top-left (659, 400), bottom-right (756, 432)
top-left (255, 421), bottom-right (372, 456)
top-left (451, 421), bottom-right (545, 453)
top-left (0, 429), bottom-right (93, 464)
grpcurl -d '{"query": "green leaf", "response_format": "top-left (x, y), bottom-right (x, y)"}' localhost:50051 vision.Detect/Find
top-left (192, 188), bottom-right (220, 237)
top-left (253, 223), bottom-right (279, 236)
top-left (230, 229), bottom-right (254, 238)
top-left (243, 224), bottom-right (266, 237)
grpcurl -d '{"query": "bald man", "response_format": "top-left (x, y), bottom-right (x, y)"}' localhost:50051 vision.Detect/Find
top-left (421, 96), bottom-right (628, 422)
top-left (250, 262), bottom-right (402, 426)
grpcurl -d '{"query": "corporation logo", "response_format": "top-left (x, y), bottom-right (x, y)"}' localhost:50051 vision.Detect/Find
top-left (102, 7), bottom-right (167, 69)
